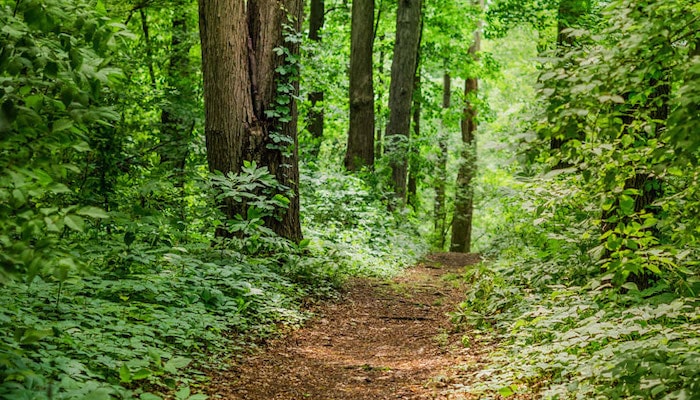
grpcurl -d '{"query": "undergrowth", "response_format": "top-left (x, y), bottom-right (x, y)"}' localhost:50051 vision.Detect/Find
top-left (0, 166), bottom-right (426, 399)
top-left (450, 175), bottom-right (700, 399)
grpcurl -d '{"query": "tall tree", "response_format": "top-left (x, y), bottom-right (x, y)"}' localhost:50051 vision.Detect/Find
top-left (198, 0), bottom-right (303, 241)
top-left (306, 0), bottom-right (325, 158)
top-left (386, 0), bottom-right (423, 201)
top-left (345, 0), bottom-right (375, 171)
top-left (451, 0), bottom-right (482, 253)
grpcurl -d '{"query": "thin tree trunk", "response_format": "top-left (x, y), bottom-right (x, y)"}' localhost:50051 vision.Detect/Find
top-left (307, 0), bottom-right (324, 158)
top-left (345, 0), bottom-right (375, 171)
top-left (451, 1), bottom-right (481, 253)
top-left (434, 72), bottom-right (450, 249)
top-left (407, 60), bottom-right (421, 209)
top-left (198, 0), bottom-right (303, 241)
top-left (375, 33), bottom-right (386, 159)
top-left (386, 0), bottom-right (422, 201)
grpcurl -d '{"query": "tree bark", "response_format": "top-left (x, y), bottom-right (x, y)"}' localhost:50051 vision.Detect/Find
top-left (306, 0), bottom-right (324, 158)
top-left (345, 0), bottom-right (375, 171)
top-left (386, 0), bottom-right (422, 201)
top-left (451, 1), bottom-right (481, 253)
top-left (198, 0), bottom-right (303, 241)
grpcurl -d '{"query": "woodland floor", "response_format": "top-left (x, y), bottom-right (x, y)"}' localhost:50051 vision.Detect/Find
top-left (206, 253), bottom-right (498, 400)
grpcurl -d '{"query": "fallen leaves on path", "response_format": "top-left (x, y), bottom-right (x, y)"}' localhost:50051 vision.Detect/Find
top-left (207, 253), bottom-right (491, 399)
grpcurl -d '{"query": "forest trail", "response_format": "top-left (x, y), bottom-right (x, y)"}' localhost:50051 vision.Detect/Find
top-left (206, 253), bottom-right (491, 400)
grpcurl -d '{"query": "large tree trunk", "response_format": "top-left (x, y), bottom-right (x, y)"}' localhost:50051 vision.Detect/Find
top-left (451, 3), bottom-right (481, 253)
top-left (198, 0), bottom-right (303, 241)
top-left (160, 8), bottom-right (194, 184)
top-left (386, 0), bottom-right (422, 201)
top-left (345, 0), bottom-right (375, 171)
top-left (306, 0), bottom-right (324, 158)
top-left (434, 72), bottom-right (450, 249)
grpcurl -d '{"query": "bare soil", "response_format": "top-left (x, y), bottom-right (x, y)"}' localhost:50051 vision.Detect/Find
top-left (207, 253), bottom-right (490, 400)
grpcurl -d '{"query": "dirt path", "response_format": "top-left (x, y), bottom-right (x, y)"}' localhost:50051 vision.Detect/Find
top-left (207, 253), bottom-right (489, 400)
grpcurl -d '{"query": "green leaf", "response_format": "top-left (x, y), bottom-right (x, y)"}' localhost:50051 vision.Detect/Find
top-left (132, 368), bottom-right (151, 380)
top-left (76, 206), bottom-right (109, 219)
top-left (45, 216), bottom-right (60, 232)
top-left (69, 48), bottom-right (83, 69)
top-left (602, 197), bottom-right (614, 211)
top-left (52, 119), bottom-right (74, 133)
top-left (12, 189), bottom-right (26, 206)
top-left (175, 386), bottom-right (190, 400)
top-left (25, 94), bottom-right (44, 110)
top-left (645, 263), bottom-right (662, 275)
top-left (272, 193), bottom-right (290, 207)
top-left (140, 394), bottom-right (162, 400)
top-left (64, 214), bottom-right (85, 232)
top-left (119, 364), bottom-right (131, 383)
top-left (49, 184), bottom-right (71, 194)
top-left (72, 141), bottom-right (91, 152)
top-left (651, 384), bottom-right (668, 396)
top-left (667, 166), bottom-right (683, 177)
top-left (498, 385), bottom-right (515, 397)
top-left (20, 328), bottom-right (53, 344)
top-left (147, 348), bottom-right (162, 365)
top-left (188, 395), bottom-right (208, 400)
top-left (164, 356), bottom-right (191, 373)
top-left (82, 388), bottom-right (112, 400)
top-left (619, 195), bottom-right (635, 216)
top-left (610, 95), bottom-right (625, 103)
